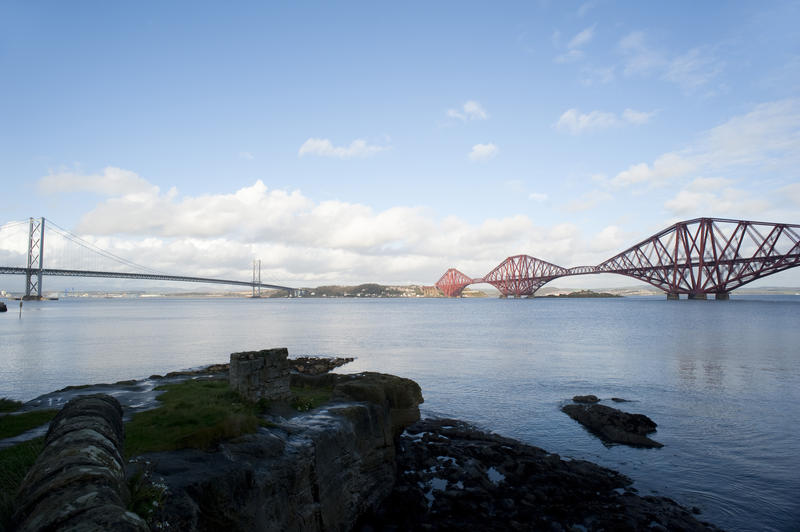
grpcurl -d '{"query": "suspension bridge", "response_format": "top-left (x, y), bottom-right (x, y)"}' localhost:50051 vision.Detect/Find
top-left (436, 217), bottom-right (800, 299)
top-left (0, 218), bottom-right (300, 299)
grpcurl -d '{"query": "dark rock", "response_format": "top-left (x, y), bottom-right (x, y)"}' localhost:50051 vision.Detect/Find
top-left (142, 372), bottom-right (422, 532)
top-left (0, 301), bottom-right (7, 312)
top-left (611, 397), bottom-right (632, 402)
top-left (572, 394), bottom-right (600, 403)
top-left (562, 403), bottom-right (663, 448)
top-left (356, 418), bottom-right (718, 531)
top-left (13, 394), bottom-right (148, 531)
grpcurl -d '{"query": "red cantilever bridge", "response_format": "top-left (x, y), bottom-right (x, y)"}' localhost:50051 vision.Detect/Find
top-left (435, 217), bottom-right (800, 299)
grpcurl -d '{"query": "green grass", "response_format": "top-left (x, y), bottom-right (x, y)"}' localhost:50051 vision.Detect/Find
top-left (290, 384), bottom-right (333, 412)
top-left (0, 410), bottom-right (58, 440)
top-left (0, 400), bottom-right (23, 414)
top-left (0, 437), bottom-right (44, 531)
top-left (124, 379), bottom-right (269, 458)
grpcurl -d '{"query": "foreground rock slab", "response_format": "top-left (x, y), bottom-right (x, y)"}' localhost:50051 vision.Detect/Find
top-left (358, 418), bottom-right (718, 531)
top-left (562, 402), bottom-right (663, 448)
top-left (139, 372), bottom-right (422, 532)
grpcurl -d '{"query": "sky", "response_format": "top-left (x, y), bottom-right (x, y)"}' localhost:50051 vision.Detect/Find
top-left (1, 1), bottom-right (799, 290)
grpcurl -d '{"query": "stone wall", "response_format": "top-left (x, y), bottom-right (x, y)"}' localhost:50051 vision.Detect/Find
top-left (12, 394), bottom-right (149, 532)
top-left (229, 348), bottom-right (291, 402)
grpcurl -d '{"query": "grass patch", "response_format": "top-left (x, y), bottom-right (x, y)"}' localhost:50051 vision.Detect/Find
top-left (290, 385), bottom-right (333, 412)
top-left (0, 410), bottom-right (58, 440)
top-left (124, 378), bottom-right (268, 458)
top-left (0, 400), bottom-right (22, 414)
top-left (0, 437), bottom-right (44, 530)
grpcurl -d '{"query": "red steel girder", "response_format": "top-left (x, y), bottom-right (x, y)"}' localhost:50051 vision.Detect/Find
top-left (596, 217), bottom-right (800, 295)
top-left (482, 255), bottom-right (568, 297)
top-left (435, 268), bottom-right (475, 297)
top-left (434, 217), bottom-right (800, 298)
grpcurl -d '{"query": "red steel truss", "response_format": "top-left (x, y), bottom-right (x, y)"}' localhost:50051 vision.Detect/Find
top-left (597, 217), bottom-right (800, 297)
top-left (435, 217), bottom-right (800, 298)
top-left (482, 255), bottom-right (567, 297)
top-left (435, 268), bottom-right (475, 297)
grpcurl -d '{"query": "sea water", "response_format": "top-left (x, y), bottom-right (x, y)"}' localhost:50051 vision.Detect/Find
top-left (1, 295), bottom-right (798, 531)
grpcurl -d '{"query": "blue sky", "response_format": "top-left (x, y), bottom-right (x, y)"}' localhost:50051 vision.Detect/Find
top-left (1, 1), bottom-right (799, 288)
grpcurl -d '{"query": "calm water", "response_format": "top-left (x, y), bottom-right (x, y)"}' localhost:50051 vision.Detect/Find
top-left (1, 295), bottom-right (799, 531)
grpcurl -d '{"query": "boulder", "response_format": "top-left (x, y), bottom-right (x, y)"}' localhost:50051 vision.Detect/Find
top-left (562, 402), bottom-right (663, 448)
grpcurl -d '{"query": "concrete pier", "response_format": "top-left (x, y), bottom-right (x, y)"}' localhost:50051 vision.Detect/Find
top-left (714, 292), bottom-right (730, 300)
top-left (666, 292), bottom-right (680, 300)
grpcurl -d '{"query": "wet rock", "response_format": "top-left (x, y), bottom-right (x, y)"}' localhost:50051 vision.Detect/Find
top-left (357, 418), bottom-right (718, 531)
top-left (611, 397), bottom-right (632, 402)
top-left (0, 301), bottom-right (7, 312)
top-left (572, 394), bottom-right (600, 403)
top-left (562, 403), bottom-right (663, 448)
top-left (13, 394), bottom-right (148, 531)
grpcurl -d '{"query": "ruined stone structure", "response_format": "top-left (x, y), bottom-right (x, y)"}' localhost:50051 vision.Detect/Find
top-left (229, 348), bottom-right (291, 402)
top-left (12, 394), bottom-right (149, 531)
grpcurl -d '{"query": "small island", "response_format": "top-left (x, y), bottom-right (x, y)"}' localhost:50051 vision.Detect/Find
top-left (540, 289), bottom-right (623, 298)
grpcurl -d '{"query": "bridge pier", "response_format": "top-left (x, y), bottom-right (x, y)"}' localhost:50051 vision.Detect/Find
top-left (714, 292), bottom-right (730, 300)
top-left (666, 292), bottom-right (680, 300)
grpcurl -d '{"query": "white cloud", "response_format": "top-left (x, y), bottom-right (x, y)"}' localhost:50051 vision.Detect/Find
top-left (555, 107), bottom-right (655, 134)
top-left (618, 31), bottom-right (665, 76)
top-left (664, 178), bottom-right (770, 217)
top-left (612, 99), bottom-right (800, 187)
top-left (446, 100), bottom-right (489, 121)
top-left (568, 25), bottom-right (596, 50)
top-left (618, 31), bottom-right (723, 92)
top-left (580, 65), bottom-right (615, 86)
top-left (611, 152), bottom-right (695, 187)
top-left (28, 169), bottom-right (636, 285)
top-left (621, 108), bottom-right (656, 125)
top-left (554, 25), bottom-right (596, 63)
top-left (529, 192), bottom-right (548, 202)
top-left (37, 167), bottom-right (159, 197)
top-left (556, 109), bottom-right (617, 134)
top-left (298, 138), bottom-right (388, 159)
top-left (468, 143), bottom-right (498, 162)
top-left (664, 47), bottom-right (724, 92)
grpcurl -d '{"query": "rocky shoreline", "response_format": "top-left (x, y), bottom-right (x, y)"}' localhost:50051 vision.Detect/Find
top-left (358, 418), bottom-right (718, 531)
top-left (2, 357), bottom-right (722, 531)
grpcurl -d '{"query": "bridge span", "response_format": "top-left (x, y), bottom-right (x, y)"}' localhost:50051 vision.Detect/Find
top-left (0, 218), bottom-right (300, 298)
top-left (435, 217), bottom-right (800, 299)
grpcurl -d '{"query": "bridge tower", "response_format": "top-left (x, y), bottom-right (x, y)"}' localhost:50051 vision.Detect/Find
top-left (252, 259), bottom-right (262, 298)
top-left (24, 217), bottom-right (45, 300)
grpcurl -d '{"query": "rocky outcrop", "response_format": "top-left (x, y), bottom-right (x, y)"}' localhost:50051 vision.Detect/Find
top-left (12, 394), bottom-right (148, 531)
top-left (572, 394), bottom-right (600, 403)
top-left (229, 348), bottom-right (291, 402)
top-left (358, 418), bottom-right (718, 531)
top-left (291, 356), bottom-right (354, 375)
top-left (562, 402), bottom-right (663, 448)
top-left (139, 372), bottom-right (423, 531)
